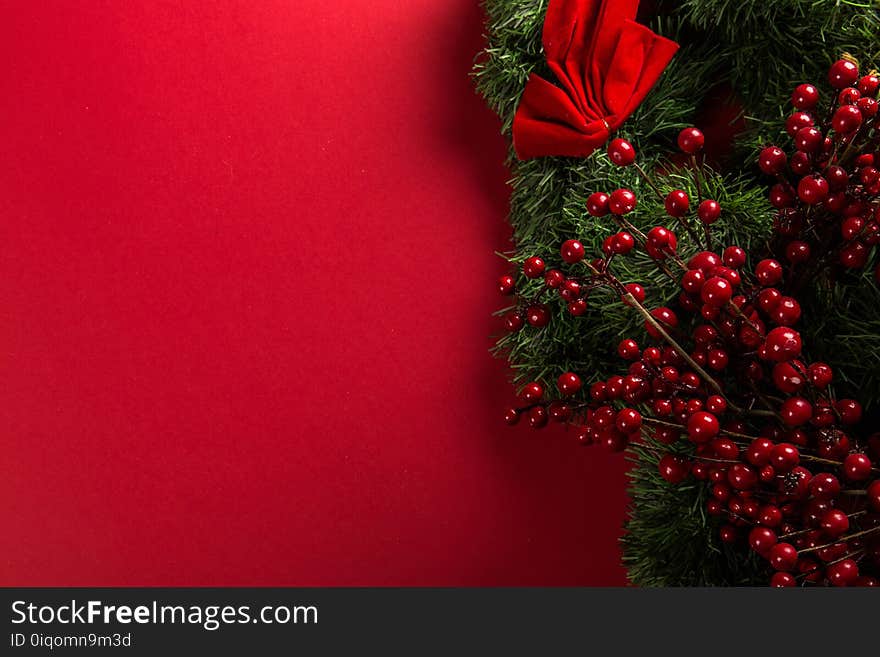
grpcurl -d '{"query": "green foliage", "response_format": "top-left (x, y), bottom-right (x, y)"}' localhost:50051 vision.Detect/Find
top-left (475, 0), bottom-right (880, 586)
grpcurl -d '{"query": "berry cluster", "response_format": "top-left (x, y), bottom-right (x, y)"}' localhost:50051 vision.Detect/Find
top-left (758, 57), bottom-right (880, 282)
top-left (496, 59), bottom-right (880, 586)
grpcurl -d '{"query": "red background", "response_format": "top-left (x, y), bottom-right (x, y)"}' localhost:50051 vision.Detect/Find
top-left (0, 1), bottom-right (627, 586)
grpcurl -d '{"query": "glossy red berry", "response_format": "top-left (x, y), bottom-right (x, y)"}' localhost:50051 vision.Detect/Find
top-left (687, 411), bottom-right (720, 443)
top-left (794, 126), bottom-right (823, 152)
top-left (616, 408), bottom-right (642, 433)
top-left (700, 276), bottom-right (732, 307)
top-left (623, 283), bottom-right (645, 305)
top-left (770, 443), bottom-right (800, 472)
top-left (544, 269), bottom-right (565, 289)
top-left (859, 74), bottom-right (880, 96)
top-left (843, 453), bottom-right (872, 481)
top-left (560, 239), bottom-right (585, 264)
top-left (525, 304), bottom-right (550, 327)
top-left (607, 138), bottom-right (636, 166)
top-left (568, 298), bottom-right (588, 316)
top-left (828, 58), bottom-right (859, 89)
top-left (586, 191), bottom-right (610, 217)
top-left (617, 339), bottom-right (640, 360)
top-left (764, 327), bottom-right (802, 362)
top-left (768, 542), bottom-right (798, 572)
top-left (809, 473), bottom-right (840, 499)
top-left (772, 361), bottom-right (806, 394)
top-left (557, 372), bottom-right (582, 396)
top-left (784, 241), bottom-right (811, 265)
top-left (658, 454), bottom-right (689, 484)
top-left (839, 241), bottom-right (868, 268)
top-left (505, 312), bottom-right (524, 332)
top-left (608, 188), bottom-right (637, 215)
top-left (785, 112), bottom-right (814, 137)
top-left (827, 559), bottom-right (859, 586)
top-left (664, 190), bottom-right (690, 217)
top-left (755, 259), bottom-right (783, 286)
top-left (797, 175), bottom-right (829, 204)
top-left (867, 480), bottom-right (880, 512)
top-left (523, 257), bottom-right (545, 278)
top-left (758, 146), bottom-right (787, 174)
top-left (832, 104), bottom-right (862, 133)
top-left (791, 83), bottom-right (820, 109)
top-left (677, 127), bottom-right (704, 154)
top-left (820, 509), bottom-right (849, 538)
top-left (520, 381), bottom-right (544, 402)
top-left (721, 245), bottom-right (746, 269)
top-left (749, 526), bottom-right (778, 556)
top-left (611, 232), bottom-right (635, 254)
top-left (770, 572), bottom-right (796, 587)
top-left (780, 397), bottom-right (812, 426)
top-left (696, 199), bottom-right (721, 225)
top-left (835, 398), bottom-right (862, 425)
top-left (728, 463), bottom-right (758, 490)
top-left (645, 307), bottom-right (678, 339)
top-left (527, 405), bottom-right (548, 428)
top-left (498, 275), bottom-right (515, 295)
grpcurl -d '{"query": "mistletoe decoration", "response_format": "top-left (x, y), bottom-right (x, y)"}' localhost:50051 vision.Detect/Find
top-left (477, 0), bottom-right (880, 585)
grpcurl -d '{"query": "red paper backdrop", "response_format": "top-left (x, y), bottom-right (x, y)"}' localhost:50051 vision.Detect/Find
top-left (0, 0), bottom-right (627, 586)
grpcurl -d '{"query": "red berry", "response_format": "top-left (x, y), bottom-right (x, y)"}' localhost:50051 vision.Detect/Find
top-left (770, 572), bottom-right (796, 587)
top-left (557, 372), bottom-right (582, 396)
top-left (770, 442), bottom-right (800, 472)
top-left (560, 239), bottom-right (585, 264)
top-left (785, 241), bottom-right (811, 265)
top-left (644, 307), bottom-right (678, 339)
top-left (809, 473), bottom-right (841, 499)
top-left (728, 463), bottom-right (757, 490)
top-left (758, 505), bottom-right (783, 527)
top-left (700, 276), bottom-right (732, 307)
top-left (843, 453), bottom-right (872, 481)
top-left (749, 526), bottom-right (778, 556)
top-left (687, 251), bottom-right (720, 271)
top-left (755, 259), bottom-right (783, 286)
top-left (794, 126), bottom-right (823, 153)
top-left (608, 188), bottom-right (637, 215)
top-left (523, 257), bottom-right (545, 278)
top-left (568, 298), bottom-right (588, 316)
top-left (498, 275), bottom-right (515, 295)
top-left (827, 559), bottom-right (859, 587)
top-left (722, 245), bottom-right (746, 269)
top-left (867, 479), bottom-right (880, 512)
top-left (615, 408), bottom-right (642, 433)
top-left (658, 454), bottom-right (689, 484)
top-left (758, 146), bottom-right (787, 174)
top-left (697, 199), bottom-right (721, 224)
top-left (520, 381), bottom-right (544, 402)
top-left (785, 112), bottom-right (814, 137)
top-left (527, 405), bottom-right (548, 428)
top-left (835, 398), bottom-right (862, 425)
top-left (525, 304), bottom-right (550, 327)
top-left (858, 74), bottom-right (880, 96)
top-left (797, 175), bottom-right (829, 204)
top-left (544, 269), bottom-right (565, 289)
top-left (664, 190), bottom-right (690, 217)
top-left (839, 241), bottom-right (868, 268)
top-left (780, 397), bottom-right (812, 426)
top-left (503, 407), bottom-right (520, 425)
top-left (707, 349), bottom-right (729, 372)
top-left (807, 362), bottom-right (832, 388)
top-left (820, 509), bottom-right (849, 538)
top-left (680, 269), bottom-right (704, 294)
top-left (857, 96), bottom-right (878, 117)
top-left (772, 361), bottom-right (806, 394)
top-left (828, 58), bottom-right (859, 89)
top-left (768, 542), bottom-right (798, 571)
top-left (505, 312), bottom-right (524, 332)
top-left (623, 283), bottom-right (645, 305)
top-left (771, 296), bottom-right (801, 326)
top-left (831, 104), bottom-right (862, 133)
top-left (607, 138), bottom-right (636, 166)
top-left (677, 127), bottom-right (704, 154)
top-left (706, 395), bottom-right (727, 415)
top-left (617, 338), bottom-right (640, 360)
top-left (586, 192), bottom-right (610, 217)
top-left (838, 87), bottom-right (861, 105)
top-left (687, 411), bottom-right (719, 443)
top-left (611, 232), bottom-right (635, 254)
top-left (764, 327), bottom-right (802, 361)
top-left (769, 183), bottom-right (795, 208)
top-left (791, 83), bottom-right (820, 109)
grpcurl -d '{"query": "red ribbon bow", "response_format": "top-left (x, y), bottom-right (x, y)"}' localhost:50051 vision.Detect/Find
top-left (512, 0), bottom-right (679, 160)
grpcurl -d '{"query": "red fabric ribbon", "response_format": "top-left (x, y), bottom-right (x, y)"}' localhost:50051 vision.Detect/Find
top-left (512, 0), bottom-right (679, 160)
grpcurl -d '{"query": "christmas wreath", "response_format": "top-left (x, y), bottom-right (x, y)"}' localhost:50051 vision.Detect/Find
top-left (476, 0), bottom-right (880, 586)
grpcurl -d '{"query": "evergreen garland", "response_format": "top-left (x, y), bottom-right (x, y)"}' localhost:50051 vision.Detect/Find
top-left (475, 0), bottom-right (880, 585)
